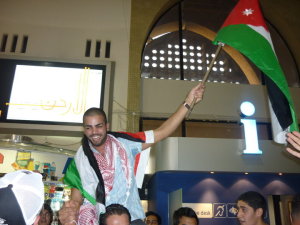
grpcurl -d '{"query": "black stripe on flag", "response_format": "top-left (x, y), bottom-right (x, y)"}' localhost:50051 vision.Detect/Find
top-left (264, 74), bottom-right (292, 130)
top-left (108, 131), bottom-right (145, 143)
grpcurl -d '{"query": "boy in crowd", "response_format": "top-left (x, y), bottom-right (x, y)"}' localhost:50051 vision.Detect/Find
top-left (145, 211), bottom-right (161, 225)
top-left (173, 207), bottom-right (198, 225)
top-left (236, 191), bottom-right (268, 225)
top-left (100, 204), bottom-right (131, 225)
top-left (38, 203), bottom-right (53, 225)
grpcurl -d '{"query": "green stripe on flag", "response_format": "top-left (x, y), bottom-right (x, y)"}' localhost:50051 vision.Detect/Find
top-left (64, 159), bottom-right (97, 205)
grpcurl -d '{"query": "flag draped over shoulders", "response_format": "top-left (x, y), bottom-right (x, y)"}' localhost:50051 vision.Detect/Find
top-left (64, 158), bottom-right (97, 204)
top-left (63, 131), bottom-right (148, 204)
top-left (213, 0), bottom-right (298, 143)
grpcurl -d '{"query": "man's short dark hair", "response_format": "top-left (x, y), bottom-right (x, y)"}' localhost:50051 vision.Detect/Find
top-left (291, 194), bottom-right (300, 221)
top-left (237, 191), bottom-right (267, 217)
top-left (145, 211), bottom-right (161, 225)
top-left (173, 207), bottom-right (198, 225)
top-left (100, 204), bottom-right (131, 225)
top-left (83, 107), bottom-right (107, 124)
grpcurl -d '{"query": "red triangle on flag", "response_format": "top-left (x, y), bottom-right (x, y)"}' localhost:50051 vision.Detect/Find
top-left (221, 0), bottom-right (268, 31)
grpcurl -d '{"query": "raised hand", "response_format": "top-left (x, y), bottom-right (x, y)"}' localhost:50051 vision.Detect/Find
top-left (58, 200), bottom-right (80, 225)
top-left (286, 131), bottom-right (300, 158)
top-left (185, 82), bottom-right (205, 106)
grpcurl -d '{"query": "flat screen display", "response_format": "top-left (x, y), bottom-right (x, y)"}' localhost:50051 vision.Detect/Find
top-left (0, 59), bottom-right (106, 124)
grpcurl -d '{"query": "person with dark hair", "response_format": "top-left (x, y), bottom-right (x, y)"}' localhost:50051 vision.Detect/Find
top-left (145, 211), bottom-right (161, 225)
top-left (236, 191), bottom-right (268, 225)
top-left (59, 83), bottom-right (205, 225)
top-left (290, 194), bottom-right (300, 225)
top-left (173, 207), bottom-right (198, 225)
top-left (38, 203), bottom-right (53, 225)
top-left (100, 204), bottom-right (131, 225)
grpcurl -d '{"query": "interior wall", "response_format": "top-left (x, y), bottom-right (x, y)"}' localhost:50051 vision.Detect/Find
top-left (152, 137), bottom-right (300, 173)
top-left (141, 79), bottom-right (300, 122)
top-left (0, 0), bottom-right (131, 131)
top-left (261, 0), bottom-right (300, 74)
top-left (128, 0), bottom-right (173, 132)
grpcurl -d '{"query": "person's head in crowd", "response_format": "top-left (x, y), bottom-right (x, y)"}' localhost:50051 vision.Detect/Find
top-left (173, 207), bottom-right (198, 225)
top-left (0, 170), bottom-right (44, 225)
top-left (236, 191), bottom-right (268, 225)
top-left (145, 211), bottom-right (161, 225)
top-left (291, 194), bottom-right (300, 225)
top-left (38, 203), bottom-right (53, 225)
top-left (100, 203), bottom-right (131, 225)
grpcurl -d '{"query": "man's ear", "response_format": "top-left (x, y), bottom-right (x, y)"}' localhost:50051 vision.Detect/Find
top-left (106, 123), bottom-right (110, 131)
top-left (255, 208), bottom-right (264, 218)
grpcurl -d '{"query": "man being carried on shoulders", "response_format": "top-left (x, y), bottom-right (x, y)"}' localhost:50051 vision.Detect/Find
top-left (59, 83), bottom-right (205, 225)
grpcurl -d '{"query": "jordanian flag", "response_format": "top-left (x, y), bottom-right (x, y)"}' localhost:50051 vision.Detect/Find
top-left (213, 0), bottom-right (299, 143)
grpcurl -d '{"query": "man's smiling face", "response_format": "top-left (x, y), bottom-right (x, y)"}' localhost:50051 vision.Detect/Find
top-left (83, 114), bottom-right (108, 148)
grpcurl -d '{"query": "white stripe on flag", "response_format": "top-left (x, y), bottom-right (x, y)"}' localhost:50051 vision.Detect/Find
top-left (268, 99), bottom-right (289, 144)
top-left (135, 147), bottom-right (151, 188)
top-left (145, 130), bottom-right (155, 143)
top-left (248, 25), bottom-right (273, 47)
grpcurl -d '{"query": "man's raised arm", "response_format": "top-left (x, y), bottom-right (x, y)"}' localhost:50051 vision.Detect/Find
top-left (142, 82), bottom-right (205, 150)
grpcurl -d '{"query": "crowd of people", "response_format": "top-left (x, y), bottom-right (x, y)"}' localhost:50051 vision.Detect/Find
top-left (2, 82), bottom-right (300, 225)
top-left (1, 170), bottom-right (300, 225)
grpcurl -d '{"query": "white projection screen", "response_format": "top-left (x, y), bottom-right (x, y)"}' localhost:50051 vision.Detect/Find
top-left (6, 64), bottom-right (105, 124)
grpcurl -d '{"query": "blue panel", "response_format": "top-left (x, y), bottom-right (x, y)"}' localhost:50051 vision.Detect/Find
top-left (148, 171), bottom-right (300, 225)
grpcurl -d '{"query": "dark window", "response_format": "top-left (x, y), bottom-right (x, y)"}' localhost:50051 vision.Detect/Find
top-left (95, 40), bottom-right (101, 57)
top-left (105, 41), bottom-right (111, 58)
top-left (85, 40), bottom-right (92, 57)
top-left (10, 35), bottom-right (18, 52)
top-left (21, 35), bottom-right (28, 53)
top-left (0, 34), bottom-right (8, 52)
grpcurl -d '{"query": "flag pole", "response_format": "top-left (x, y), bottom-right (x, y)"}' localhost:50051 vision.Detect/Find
top-left (202, 42), bottom-right (224, 83)
top-left (186, 42), bottom-right (224, 119)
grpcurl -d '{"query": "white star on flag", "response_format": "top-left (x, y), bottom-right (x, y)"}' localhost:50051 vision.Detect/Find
top-left (243, 8), bottom-right (254, 16)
